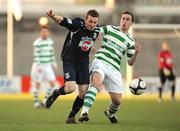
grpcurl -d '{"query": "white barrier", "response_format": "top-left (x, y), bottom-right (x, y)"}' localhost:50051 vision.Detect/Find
top-left (0, 76), bottom-right (21, 93)
top-left (141, 77), bottom-right (180, 93)
top-left (0, 76), bottom-right (179, 94)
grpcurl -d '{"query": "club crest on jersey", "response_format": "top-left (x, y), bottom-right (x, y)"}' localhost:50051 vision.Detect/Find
top-left (65, 72), bottom-right (70, 79)
top-left (79, 37), bottom-right (94, 51)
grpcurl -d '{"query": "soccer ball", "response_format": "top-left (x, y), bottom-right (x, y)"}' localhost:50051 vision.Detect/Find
top-left (129, 78), bottom-right (146, 95)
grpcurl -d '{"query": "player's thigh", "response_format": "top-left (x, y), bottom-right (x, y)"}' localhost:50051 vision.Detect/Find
top-left (105, 69), bottom-right (124, 94)
top-left (168, 70), bottom-right (176, 81)
top-left (77, 68), bottom-right (90, 85)
top-left (104, 78), bottom-right (123, 94)
top-left (159, 69), bottom-right (166, 85)
top-left (90, 59), bottom-right (105, 90)
top-left (91, 72), bottom-right (104, 91)
top-left (31, 64), bottom-right (44, 83)
top-left (63, 62), bottom-right (76, 82)
top-left (44, 65), bottom-right (56, 82)
top-left (65, 81), bottom-right (77, 88)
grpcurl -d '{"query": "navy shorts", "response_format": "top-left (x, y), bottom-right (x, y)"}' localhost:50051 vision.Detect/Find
top-left (63, 62), bottom-right (90, 85)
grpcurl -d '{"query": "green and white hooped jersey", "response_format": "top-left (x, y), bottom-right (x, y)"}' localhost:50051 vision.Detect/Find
top-left (33, 37), bottom-right (55, 64)
top-left (94, 25), bottom-right (135, 72)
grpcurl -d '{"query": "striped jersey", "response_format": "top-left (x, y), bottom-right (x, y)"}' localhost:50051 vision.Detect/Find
top-left (33, 37), bottom-right (55, 64)
top-left (94, 25), bottom-right (135, 72)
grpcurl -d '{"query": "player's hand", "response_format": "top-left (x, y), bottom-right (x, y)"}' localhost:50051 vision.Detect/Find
top-left (90, 46), bottom-right (97, 54)
top-left (47, 10), bottom-right (63, 23)
top-left (47, 10), bottom-right (54, 18)
top-left (97, 33), bottom-right (102, 41)
top-left (135, 42), bottom-right (141, 54)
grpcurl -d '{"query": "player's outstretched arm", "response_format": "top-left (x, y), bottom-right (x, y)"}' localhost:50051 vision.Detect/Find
top-left (47, 9), bottom-right (81, 32)
top-left (128, 42), bottom-right (141, 66)
top-left (47, 9), bottom-right (64, 23)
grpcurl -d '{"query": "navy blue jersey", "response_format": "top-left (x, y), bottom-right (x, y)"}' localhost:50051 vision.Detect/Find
top-left (59, 17), bottom-right (100, 66)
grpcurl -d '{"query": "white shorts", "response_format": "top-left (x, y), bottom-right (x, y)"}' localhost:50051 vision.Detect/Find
top-left (31, 63), bottom-right (56, 83)
top-left (91, 59), bottom-right (123, 94)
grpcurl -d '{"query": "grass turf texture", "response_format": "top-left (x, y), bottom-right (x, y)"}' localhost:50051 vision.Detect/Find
top-left (0, 98), bottom-right (180, 131)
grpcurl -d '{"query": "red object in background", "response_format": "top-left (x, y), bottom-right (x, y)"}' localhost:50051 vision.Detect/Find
top-left (21, 75), bottom-right (31, 92)
top-left (21, 76), bottom-right (64, 93)
top-left (56, 76), bottom-right (64, 87)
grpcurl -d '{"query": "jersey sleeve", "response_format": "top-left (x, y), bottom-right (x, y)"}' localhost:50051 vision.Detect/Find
top-left (99, 25), bottom-right (111, 35)
top-left (59, 17), bottom-right (82, 32)
top-left (93, 27), bottom-right (101, 40)
top-left (126, 42), bottom-right (135, 60)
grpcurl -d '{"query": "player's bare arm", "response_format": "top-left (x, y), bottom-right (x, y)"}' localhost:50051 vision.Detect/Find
top-left (128, 42), bottom-right (141, 66)
top-left (47, 9), bottom-right (64, 23)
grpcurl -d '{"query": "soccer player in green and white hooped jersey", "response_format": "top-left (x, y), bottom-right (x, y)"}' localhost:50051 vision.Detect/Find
top-left (79, 11), bottom-right (141, 123)
top-left (31, 26), bottom-right (57, 108)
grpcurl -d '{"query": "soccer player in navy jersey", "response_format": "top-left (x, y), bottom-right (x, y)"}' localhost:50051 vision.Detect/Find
top-left (46, 9), bottom-right (100, 123)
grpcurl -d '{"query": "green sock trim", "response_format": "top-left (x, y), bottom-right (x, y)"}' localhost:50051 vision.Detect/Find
top-left (87, 90), bottom-right (97, 96)
top-left (85, 95), bottom-right (95, 102)
top-left (84, 102), bottom-right (92, 107)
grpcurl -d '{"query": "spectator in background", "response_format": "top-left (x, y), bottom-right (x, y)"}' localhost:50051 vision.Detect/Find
top-left (157, 41), bottom-right (176, 102)
top-left (31, 26), bottom-right (57, 108)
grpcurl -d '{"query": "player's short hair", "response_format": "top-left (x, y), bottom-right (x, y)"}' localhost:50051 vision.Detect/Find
top-left (122, 11), bottom-right (134, 22)
top-left (40, 26), bottom-right (49, 31)
top-left (86, 9), bottom-right (99, 18)
top-left (40, 26), bottom-right (48, 29)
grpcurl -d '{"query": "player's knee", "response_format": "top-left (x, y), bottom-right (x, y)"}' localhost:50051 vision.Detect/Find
top-left (35, 82), bottom-right (41, 89)
top-left (111, 97), bottom-right (122, 106)
top-left (78, 93), bottom-right (85, 99)
top-left (78, 90), bottom-right (86, 98)
top-left (65, 86), bottom-right (76, 93)
top-left (112, 100), bottom-right (121, 106)
top-left (49, 81), bottom-right (55, 88)
top-left (91, 73), bottom-right (103, 87)
top-left (65, 83), bottom-right (76, 93)
top-left (91, 80), bottom-right (103, 91)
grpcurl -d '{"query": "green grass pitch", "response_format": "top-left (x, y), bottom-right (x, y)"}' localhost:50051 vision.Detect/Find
top-left (0, 98), bottom-right (180, 131)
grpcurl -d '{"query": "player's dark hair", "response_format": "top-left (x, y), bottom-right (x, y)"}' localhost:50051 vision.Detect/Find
top-left (122, 11), bottom-right (134, 22)
top-left (39, 26), bottom-right (49, 31)
top-left (40, 26), bottom-right (48, 29)
top-left (86, 9), bottom-right (99, 18)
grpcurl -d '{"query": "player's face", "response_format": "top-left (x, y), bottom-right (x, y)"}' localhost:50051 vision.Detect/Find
top-left (40, 28), bottom-right (49, 39)
top-left (162, 42), bottom-right (169, 51)
top-left (85, 15), bottom-right (99, 31)
top-left (120, 14), bottom-right (133, 32)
